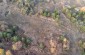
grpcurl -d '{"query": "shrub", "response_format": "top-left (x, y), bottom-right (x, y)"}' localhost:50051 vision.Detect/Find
top-left (62, 6), bottom-right (85, 32)
top-left (0, 32), bottom-right (3, 38)
top-left (60, 36), bottom-right (65, 41)
top-left (11, 36), bottom-right (21, 42)
top-left (12, 25), bottom-right (18, 31)
top-left (16, 0), bottom-right (34, 15)
top-left (52, 10), bottom-right (59, 19)
top-left (70, 17), bottom-right (77, 23)
top-left (21, 6), bottom-right (27, 15)
top-left (6, 29), bottom-right (14, 36)
top-left (42, 10), bottom-right (51, 17)
top-left (62, 7), bottom-right (67, 14)
top-left (6, 33), bottom-right (12, 39)
top-left (67, 11), bottom-right (72, 18)
top-left (25, 37), bottom-right (32, 45)
top-left (21, 37), bottom-right (26, 42)
top-left (23, 37), bottom-right (32, 48)
top-left (82, 52), bottom-right (85, 55)
top-left (80, 26), bottom-right (85, 32)
top-left (3, 32), bottom-right (8, 38)
top-left (72, 13), bottom-right (77, 18)
top-left (39, 42), bottom-right (45, 49)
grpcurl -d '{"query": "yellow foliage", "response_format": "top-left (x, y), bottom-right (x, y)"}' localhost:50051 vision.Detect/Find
top-left (83, 42), bottom-right (85, 48)
top-left (80, 7), bottom-right (85, 12)
top-left (49, 39), bottom-right (56, 47)
top-left (63, 38), bottom-right (69, 50)
top-left (12, 44), bottom-right (17, 50)
top-left (63, 38), bottom-right (67, 42)
top-left (6, 50), bottom-right (12, 55)
top-left (12, 41), bottom-right (22, 50)
top-left (0, 48), bottom-right (5, 55)
top-left (49, 39), bottom-right (56, 53)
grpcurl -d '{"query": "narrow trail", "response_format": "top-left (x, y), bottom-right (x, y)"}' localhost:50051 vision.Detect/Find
top-left (59, 13), bottom-right (82, 55)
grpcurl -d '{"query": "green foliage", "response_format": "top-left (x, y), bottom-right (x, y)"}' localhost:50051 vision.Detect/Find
top-left (6, 29), bottom-right (14, 36)
top-left (21, 37), bottom-right (33, 48)
top-left (0, 24), bottom-right (33, 49)
top-left (3, 32), bottom-right (8, 38)
top-left (0, 32), bottom-right (3, 38)
top-left (12, 25), bottom-right (18, 31)
top-left (42, 10), bottom-right (51, 17)
top-left (11, 36), bottom-right (20, 42)
top-left (23, 37), bottom-right (32, 48)
top-left (62, 7), bottom-right (72, 18)
top-left (71, 13), bottom-right (76, 18)
top-left (16, 0), bottom-right (34, 15)
top-left (52, 9), bottom-right (59, 19)
top-left (6, 29), bottom-right (13, 33)
top-left (21, 6), bottom-right (28, 15)
top-left (60, 36), bottom-right (65, 41)
top-left (62, 7), bottom-right (67, 13)
top-left (6, 33), bottom-right (12, 39)
top-left (80, 26), bottom-right (85, 32)
top-left (78, 40), bottom-right (83, 48)
top-left (25, 37), bottom-right (32, 45)
top-left (0, 25), bottom-right (19, 41)
top-left (41, 9), bottom-right (60, 21)
top-left (82, 52), bottom-right (85, 55)
top-left (62, 6), bottom-right (85, 32)
top-left (25, 0), bottom-right (34, 6)
top-left (67, 12), bottom-right (72, 18)
top-left (26, 7), bottom-right (33, 15)
top-left (78, 40), bottom-right (85, 55)
top-left (70, 17), bottom-right (77, 23)
top-left (21, 37), bottom-right (26, 42)
top-left (0, 29), bottom-right (12, 39)
top-left (39, 42), bottom-right (45, 49)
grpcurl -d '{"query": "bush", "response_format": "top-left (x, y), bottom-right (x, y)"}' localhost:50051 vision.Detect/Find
top-left (12, 25), bottom-right (18, 31)
top-left (82, 52), bottom-right (85, 55)
top-left (25, 37), bottom-right (32, 45)
top-left (80, 26), bottom-right (85, 32)
top-left (23, 37), bottom-right (32, 48)
top-left (42, 10), bottom-right (51, 17)
top-left (16, 0), bottom-right (34, 15)
top-left (62, 7), bottom-right (67, 14)
top-left (0, 24), bottom-right (33, 49)
top-left (52, 9), bottom-right (59, 19)
top-left (21, 37), bottom-right (26, 42)
top-left (39, 42), bottom-right (45, 49)
top-left (6, 33), bottom-right (12, 39)
top-left (70, 17), bottom-right (77, 23)
top-left (11, 36), bottom-right (21, 42)
top-left (66, 11), bottom-right (72, 18)
top-left (62, 6), bottom-right (85, 32)
top-left (0, 32), bottom-right (3, 38)
top-left (3, 32), bottom-right (8, 38)
top-left (21, 6), bottom-right (28, 15)
top-left (72, 13), bottom-right (77, 18)
top-left (60, 36), bottom-right (65, 41)
top-left (6, 29), bottom-right (14, 36)
top-left (62, 7), bottom-right (72, 18)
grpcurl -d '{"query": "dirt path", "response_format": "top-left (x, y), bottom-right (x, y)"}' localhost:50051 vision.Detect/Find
top-left (59, 12), bottom-right (83, 55)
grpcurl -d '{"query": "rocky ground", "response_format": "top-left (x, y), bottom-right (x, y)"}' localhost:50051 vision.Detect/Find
top-left (0, 0), bottom-right (85, 55)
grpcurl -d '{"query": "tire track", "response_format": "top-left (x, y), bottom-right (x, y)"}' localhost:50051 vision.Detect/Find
top-left (59, 13), bottom-right (81, 55)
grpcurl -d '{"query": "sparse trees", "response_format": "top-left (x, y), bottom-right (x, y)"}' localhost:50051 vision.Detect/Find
top-left (52, 9), bottom-right (60, 19)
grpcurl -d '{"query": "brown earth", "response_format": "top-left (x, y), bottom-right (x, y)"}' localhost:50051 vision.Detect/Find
top-left (0, 0), bottom-right (85, 55)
